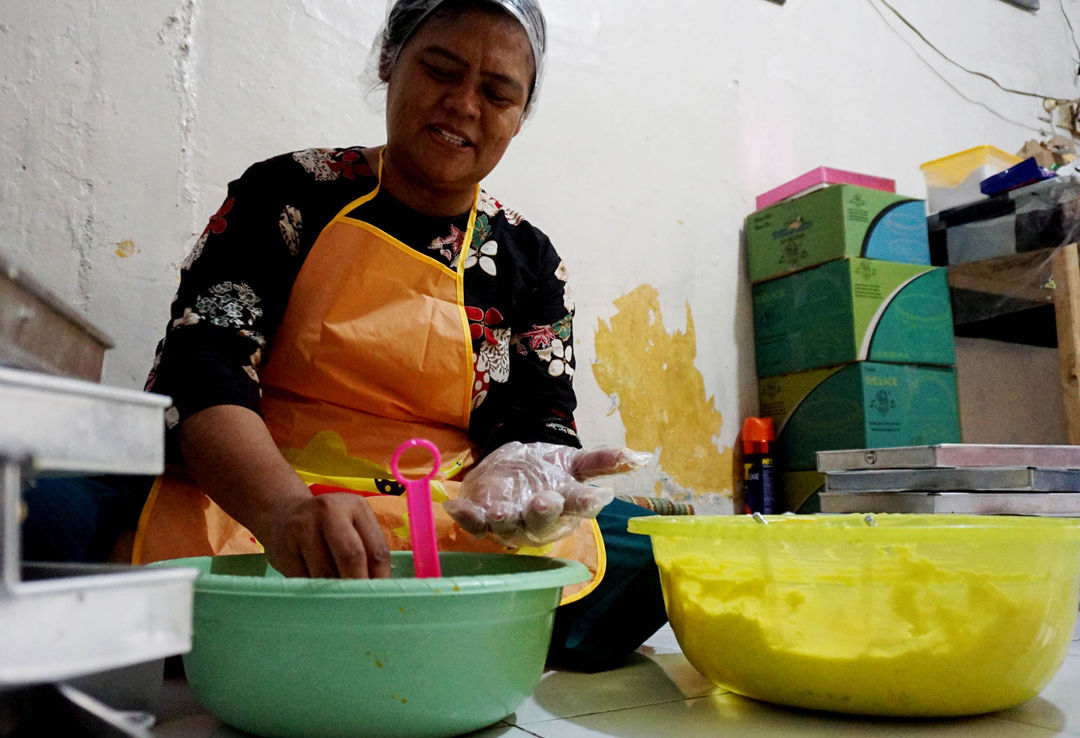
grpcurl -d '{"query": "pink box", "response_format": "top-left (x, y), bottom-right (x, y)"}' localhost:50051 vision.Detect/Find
top-left (755, 167), bottom-right (896, 210)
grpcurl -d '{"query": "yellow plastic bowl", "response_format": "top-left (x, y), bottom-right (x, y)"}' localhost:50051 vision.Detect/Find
top-left (628, 514), bottom-right (1080, 717)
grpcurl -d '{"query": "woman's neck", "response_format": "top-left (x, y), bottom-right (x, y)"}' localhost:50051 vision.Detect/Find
top-left (362, 146), bottom-right (474, 217)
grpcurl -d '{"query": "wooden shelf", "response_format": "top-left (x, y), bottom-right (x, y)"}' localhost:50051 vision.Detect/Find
top-left (947, 243), bottom-right (1080, 444)
top-left (1052, 244), bottom-right (1080, 444)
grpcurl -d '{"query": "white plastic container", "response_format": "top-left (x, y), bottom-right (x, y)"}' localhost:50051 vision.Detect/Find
top-left (920, 145), bottom-right (1023, 215)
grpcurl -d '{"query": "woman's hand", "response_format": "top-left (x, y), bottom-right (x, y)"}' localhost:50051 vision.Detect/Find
top-left (180, 405), bottom-right (392, 579)
top-left (258, 492), bottom-right (392, 579)
top-left (444, 441), bottom-right (652, 548)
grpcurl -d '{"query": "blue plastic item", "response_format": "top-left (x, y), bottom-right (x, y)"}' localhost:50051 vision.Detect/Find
top-left (980, 157), bottom-right (1055, 196)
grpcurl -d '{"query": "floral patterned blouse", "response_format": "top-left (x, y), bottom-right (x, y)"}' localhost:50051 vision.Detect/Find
top-left (146, 146), bottom-right (580, 462)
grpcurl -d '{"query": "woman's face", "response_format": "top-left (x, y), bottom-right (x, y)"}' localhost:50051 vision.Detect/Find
top-left (382, 7), bottom-right (534, 214)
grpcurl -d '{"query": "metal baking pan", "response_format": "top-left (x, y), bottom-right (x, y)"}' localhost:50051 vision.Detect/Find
top-left (820, 491), bottom-right (1080, 516)
top-left (0, 365), bottom-right (191, 691)
top-left (0, 562), bottom-right (197, 688)
top-left (0, 366), bottom-right (170, 476)
top-left (824, 466), bottom-right (1080, 493)
top-left (0, 254), bottom-right (114, 382)
top-left (817, 444), bottom-right (1080, 472)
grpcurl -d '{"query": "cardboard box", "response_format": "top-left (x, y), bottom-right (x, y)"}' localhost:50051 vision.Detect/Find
top-left (745, 184), bottom-right (929, 283)
top-left (778, 470), bottom-right (824, 513)
top-left (752, 258), bottom-right (956, 378)
top-left (1017, 136), bottom-right (1076, 172)
top-left (755, 167), bottom-right (896, 211)
top-left (758, 362), bottom-right (961, 471)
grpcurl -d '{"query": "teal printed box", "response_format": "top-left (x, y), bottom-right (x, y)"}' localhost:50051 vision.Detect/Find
top-left (752, 257), bottom-right (955, 378)
top-left (758, 361), bottom-right (961, 471)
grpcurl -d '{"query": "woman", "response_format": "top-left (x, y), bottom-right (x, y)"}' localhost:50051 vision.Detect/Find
top-left (27, 0), bottom-right (669, 672)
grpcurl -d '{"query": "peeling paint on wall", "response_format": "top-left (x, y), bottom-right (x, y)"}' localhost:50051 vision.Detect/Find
top-left (592, 284), bottom-right (734, 501)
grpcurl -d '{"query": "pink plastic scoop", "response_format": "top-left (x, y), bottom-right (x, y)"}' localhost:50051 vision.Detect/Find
top-left (391, 438), bottom-right (442, 578)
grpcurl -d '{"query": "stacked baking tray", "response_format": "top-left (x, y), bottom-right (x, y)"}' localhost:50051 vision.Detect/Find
top-left (0, 254), bottom-right (197, 716)
top-left (0, 366), bottom-right (197, 689)
top-left (817, 444), bottom-right (1080, 515)
top-left (0, 253), bottom-right (114, 381)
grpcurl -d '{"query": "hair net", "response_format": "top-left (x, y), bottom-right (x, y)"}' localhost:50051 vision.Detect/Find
top-left (377, 0), bottom-right (547, 114)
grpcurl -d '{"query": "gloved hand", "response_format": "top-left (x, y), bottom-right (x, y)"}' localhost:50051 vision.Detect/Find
top-left (443, 441), bottom-right (652, 548)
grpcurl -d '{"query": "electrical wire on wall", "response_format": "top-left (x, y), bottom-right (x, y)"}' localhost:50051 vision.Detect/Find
top-left (1062, 0), bottom-right (1080, 71)
top-left (869, 0), bottom-right (1080, 144)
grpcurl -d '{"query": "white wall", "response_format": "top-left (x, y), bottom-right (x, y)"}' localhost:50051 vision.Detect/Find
top-left (2, 0), bottom-right (1078, 509)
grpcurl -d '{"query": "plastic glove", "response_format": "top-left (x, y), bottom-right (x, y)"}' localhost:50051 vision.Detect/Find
top-left (444, 441), bottom-right (653, 548)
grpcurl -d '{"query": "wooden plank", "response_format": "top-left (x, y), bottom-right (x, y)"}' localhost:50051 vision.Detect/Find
top-left (1052, 243), bottom-right (1080, 444)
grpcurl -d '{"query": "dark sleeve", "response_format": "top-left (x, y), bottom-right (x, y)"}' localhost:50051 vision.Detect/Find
top-left (145, 155), bottom-right (308, 456)
top-left (470, 219), bottom-right (581, 457)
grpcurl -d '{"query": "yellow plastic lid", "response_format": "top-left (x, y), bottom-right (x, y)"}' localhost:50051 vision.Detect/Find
top-left (919, 145), bottom-right (1023, 188)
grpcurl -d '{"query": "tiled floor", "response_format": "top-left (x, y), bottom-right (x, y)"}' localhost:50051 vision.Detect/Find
top-left (154, 619), bottom-right (1080, 737)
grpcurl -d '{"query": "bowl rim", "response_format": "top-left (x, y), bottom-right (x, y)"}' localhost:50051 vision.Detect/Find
top-left (628, 513), bottom-right (1080, 543)
top-left (152, 551), bottom-right (590, 597)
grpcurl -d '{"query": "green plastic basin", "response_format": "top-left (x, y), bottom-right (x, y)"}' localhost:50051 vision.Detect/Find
top-left (154, 552), bottom-right (588, 737)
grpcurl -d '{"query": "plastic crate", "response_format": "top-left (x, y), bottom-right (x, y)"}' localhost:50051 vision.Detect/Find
top-left (920, 145), bottom-right (1022, 215)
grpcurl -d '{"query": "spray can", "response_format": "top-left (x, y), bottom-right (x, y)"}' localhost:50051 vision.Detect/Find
top-left (742, 417), bottom-right (776, 514)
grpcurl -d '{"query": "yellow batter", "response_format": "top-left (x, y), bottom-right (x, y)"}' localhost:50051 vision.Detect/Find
top-left (660, 549), bottom-right (1077, 716)
top-left (623, 512), bottom-right (1080, 719)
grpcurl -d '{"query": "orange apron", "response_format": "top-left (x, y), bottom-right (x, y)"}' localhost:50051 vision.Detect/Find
top-left (132, 151), bottom-right (601, 603)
